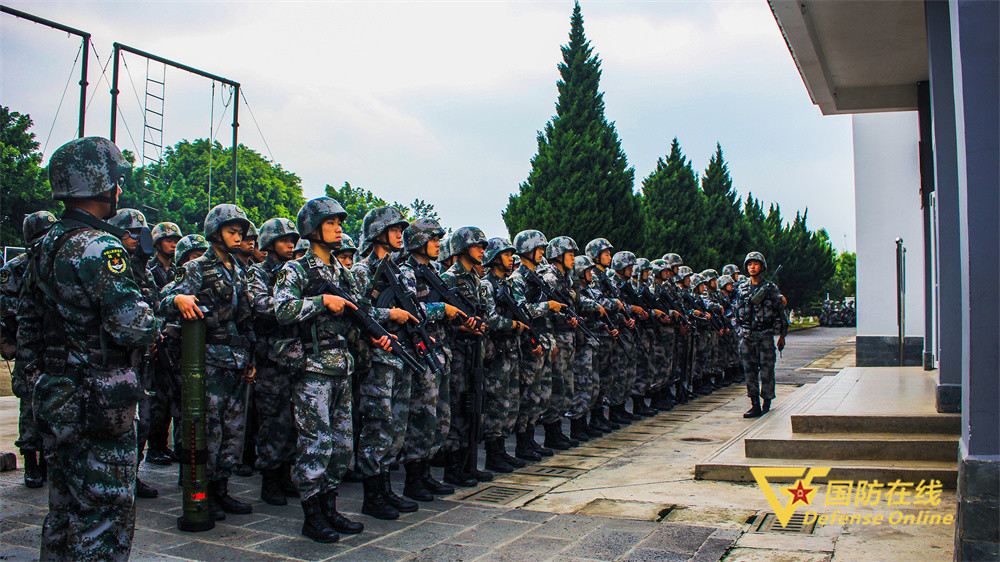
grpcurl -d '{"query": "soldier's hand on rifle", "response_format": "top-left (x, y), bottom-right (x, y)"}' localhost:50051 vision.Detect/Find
top-left (692, 310), bottom-right (704, 317)
top-left (777, 335), bottom-right (786, 352)
top-left (444, 304), bottom-right (467, 321)
top-left (371, 334), bottom-right (394, 352)
top-left (530, 344), bottom-right (543, 357)
top-left (175, 294), bottom-right (204, 320)
top-left (616, 300), bottom-right (626, 311)
top-left (244, 364), bottom-right (256, 384)
top-left (388, 308), bottom-right (419, 325)
top-left (606, 326), bottom-right (619, 338)
top-left (704, 312), bottom-right (712, 319)
top-left (631, 305), bottom-right (647, 319)
top-left (513, 321), bottom-right (529, 334)
top-left (547, 300), bottom-right (566, 312)
top-left (566, 316), bottom-right (578, 328)
top-left (597, 305), bottom-right (607, 317)
top-left (322, 294), bottom-right (357, 315)
top-left (625, 318), bottom-right (635, 329)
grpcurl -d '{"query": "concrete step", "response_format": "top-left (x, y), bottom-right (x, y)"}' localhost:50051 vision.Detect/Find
top-left (695, 457), bottom-right (958, 488)
top-left (744, 433), bottom-right (959, 462)
top-left (791, 413), bottom-right (961, 434)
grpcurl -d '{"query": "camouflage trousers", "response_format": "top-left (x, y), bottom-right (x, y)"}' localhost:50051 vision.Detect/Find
top-left (610, 329), bottom-right (637, 405)
top-left (205, 365), bottom-right (247, 481)
top-left (293, 372), bottom-right (352, 500)
top-left (403, 346), bottom-right (449, 463)
top-left (515, 332), bottom-right (554, 433)
top-left (740, 334), bottom-right (776, 400)
top-left (445, 336), bottom-right (486, 452)
top-left (651, 327), bottom-right (676, 392)
top-left (570, 335), bottom-right (599, 419)
top-left (632, 325), bottom-right (657, 396)
top-left (594, 336), bottom-right (614, 405)
top-left (483, 335), bottom-right (520, 440)
top-left (356, 356), bottom-right (411, 477)
top-left (135, 356), bottom-right (154, 464)
top-left (675, 331), bottom-right (693, 393)
top-left (40, 425), bottom-right (137, 562)
top-left (540, 330), bottom-right (575, 425)
top-left (12, 363), bottom-right (42, 450)
top-left (255, 359), bottom-right (297, 470)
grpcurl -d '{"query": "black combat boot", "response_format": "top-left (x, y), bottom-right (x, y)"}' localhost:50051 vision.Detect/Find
top-left (260, 467), bottom-right (287, 506)
top-left (211, 478), bottom-right (253, 514)
top-left (280, 463), bottom-right (300, 497)
top-left (136, 477), bottom-right (158, 499)
top-left (403, 462), bottom-right (435, 502)
top-left (321, 490), bottom-right (364, 534)
top-left (569, 417), bottom-right (590, 442)
top-left (589, 408), bottom-right (611, 433)
top-left (761, 398), bottom-right (772, 414)
top-left (743, 397), bottom-right (762, 418)
top-left (582, 416), bottom-right (603, 438)
top-left (528, 424), bottom-right (554, 456)
top-left (484, 439), bottom-right (514, 473)
top-left (380, 471), bottom-right (418, 512)
top-left (543, 422), bottom-right (573, 450)
top-left (443, 449), bottom-right (478, 487)
top-left (622, 402), bottom-right (642, 421)
top-left (421, 460), bottom-right (455, 495)
top-left (632, 396), bottom-right (656, 417)
top-left (301, 494), bottom-right (339, 543)
top-left (499, 440), bottom-right (527, 468)
top-left (514, 432), bottom-right (542, 462)
top-left (608, 404), bottom-right (631, 425)
top-left (467, 445), bottom-right (494, 482)
top-left (22, 450), bottom-right (43, 489)
top-left (207, 494), bottom-right (227, 522)
top-left (361, 474), bottom-right (399, 520)
top-left (430, 450), bottom-right (448, 468)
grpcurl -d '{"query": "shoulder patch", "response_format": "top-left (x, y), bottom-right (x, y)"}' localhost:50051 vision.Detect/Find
top-left (174, 269), bottom-right (185, 283)
top-left (102, 247), bottom-right (130, 276)
top-left (276, 268), bottom-right (288, 285)
top-left (0, 269), bottom-right (10, 284)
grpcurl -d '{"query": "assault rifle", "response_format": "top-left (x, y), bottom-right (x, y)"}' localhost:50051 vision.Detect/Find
top-left (522, 267), bottom-right (599, 342)
top-left (493, 278), bottom-right (540, 348)
top-left (304, 277), bottom-right (425, 374)
top-left (372, 258), bottom-right (446, 376)
top-left (751, 264), bottom-right (783, 305)
top-left (413, 263), bottom-right (487, 334)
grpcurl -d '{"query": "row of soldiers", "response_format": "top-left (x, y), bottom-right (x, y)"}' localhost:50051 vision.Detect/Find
top-left (0, 136), bottom-right (787, 560)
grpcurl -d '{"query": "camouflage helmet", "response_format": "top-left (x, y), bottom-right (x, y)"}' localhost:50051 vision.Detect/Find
top-left (336, 233), bottom-right (358, 255)
top-left (635, 257), bottom-right (652, 274)
top-left (403, 217), bottom-right (446, 252)
top-left (360, 206), bottom-right (409, 254)
top-left (611, 250), bottom-right (637, 272)
top-left (109, 208), bottom-right (148, 230)
top-left (22, 210), bottom-right (56, 243)
top-left (717, 275), bottom-right (735, 290)
top-left (701, 269), bottom-right (719, 281)
top-left (513, 229), bottom-right (548, 255)
top-left (48, 137), bottom-right (129, 200)
top-left (151, 222), bottom-right (182, 245)
top-left (722, 264), bottom-right (740, 277)
top-left (438, 234), bottom-right (454, 262)
top-left (573, 255), bottom-right (596, 279)
top-left (204, 204), bottom-right (251, 240)
top-left (690, 273), bottom-right (706, 288)
top-left (294, 237), bottom-right (311, 254)
top-left (245, 222), bottom-right (259, 240)
top-left (174, 234), bottom-right (210, 265)
top-left (650, 258), bottom-right (670, 276)
top-left (677, 265), bottom-right (693, 279)
top-left (258, 217), bottom-right (299, 250)
top-left (662, 253), bottom-right (683, 267)
top-left (484, 237), bottom-right (515, 266)
top-left (450, 226), bottom-right (488, 256)
top-left (296, 197), bottom-right (347, 238)
top-left (744, 251), bottom-right (767, 271)
top-left (545, 236), bottom-right (578, 261)
top-left (586, 238), bottom-right (614, 261)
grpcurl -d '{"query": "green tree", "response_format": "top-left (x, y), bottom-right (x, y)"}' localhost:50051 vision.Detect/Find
top-left (503, 1), bottom-right (641, 250)
top-left (822, 251), bottom-right (856, 300)
top-left (639, 138), bottom-right (711, 265)
top-left (407, 198), bottom-right (440, 221)
top-left (701, 144), bottom-right (747, 265)
top-left (325, 182), bottom-right (389, 241)
top-left (0, 107), bottom-right (61, 247)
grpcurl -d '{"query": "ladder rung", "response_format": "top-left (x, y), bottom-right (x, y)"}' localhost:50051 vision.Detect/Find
top-left (146, 93), bottom-right (164, 102)
top-left (145, 109), bottom-right (163, 117)
top-left (147, 78), bottom-right (164, 86)
top-left (145, 125), bottom-right (163, 133)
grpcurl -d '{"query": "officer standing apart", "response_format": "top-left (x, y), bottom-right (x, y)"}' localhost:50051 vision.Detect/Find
top-left (17, 137), bottom-right (159, 561)
top-left (734, 252), bottom-right (786, 418)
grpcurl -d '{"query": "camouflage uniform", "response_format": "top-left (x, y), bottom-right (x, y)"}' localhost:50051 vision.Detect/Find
top-left (594, 266), bottom-right (630, 408)
top-left (649, 261), bottom-right (678, 399)
top-left (482, 270), bottom-right (519, 440)
top-left (2, 253), bottom-right (41, 454)
top-left (18, 137), bottom-right (159, 561)
top-left (734, 255), bottom-right (786, 402)
top-left (571, 256), bottom-right (610, 421)
top-left (507, 262), bottom-right (556, 434)
top-left (538, 237), bottom-right (583, 430)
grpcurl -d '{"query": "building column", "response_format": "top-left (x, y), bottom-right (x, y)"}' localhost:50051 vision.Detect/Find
top-left (949, 1), bottom-right (1000, 560)
top-left (927, 0), bottom-right (961, 412)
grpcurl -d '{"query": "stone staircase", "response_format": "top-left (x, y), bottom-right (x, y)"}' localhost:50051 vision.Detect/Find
top-left (695, 367), bottom-right (961, 487)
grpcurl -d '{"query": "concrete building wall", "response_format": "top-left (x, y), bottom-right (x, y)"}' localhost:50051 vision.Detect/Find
top-left (852, 112), bottom-right (925, 366)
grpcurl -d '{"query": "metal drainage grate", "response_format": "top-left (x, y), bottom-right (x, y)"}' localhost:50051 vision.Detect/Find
top-left (752, 512), bottom-right (817, 534)
top-left (463, 486), bottom-right (534, 505)
top-left (517, 466), bottom-right (585, 478)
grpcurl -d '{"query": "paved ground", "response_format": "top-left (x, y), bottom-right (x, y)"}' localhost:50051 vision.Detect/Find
top-left (0, 327), bottom-right (951, 562)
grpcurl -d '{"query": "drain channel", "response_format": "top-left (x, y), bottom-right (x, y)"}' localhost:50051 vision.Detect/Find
top-left (752, 512), bottom-right (817, 534)
top-left (463, 486), bottom-right (534, 505)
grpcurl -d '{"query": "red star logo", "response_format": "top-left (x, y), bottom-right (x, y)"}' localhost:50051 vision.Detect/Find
top-left (784, 480), bottom-right (815, 505)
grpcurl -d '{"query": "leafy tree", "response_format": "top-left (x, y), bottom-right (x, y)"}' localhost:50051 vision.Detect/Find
top-left (503, 2), bottom-right (641, 250)
top-left (0, 107), bottom-right (61, 247)
top-left (407, 198), bottom-right (440, 221)
top-left (639, 138), bottom-right (712, 266)
top-left (701, 144), bottom-right (747, 266)
top-left (822, 251), bottom-right (856, 300)
top-left (325, 182), bottom-right (389, 241)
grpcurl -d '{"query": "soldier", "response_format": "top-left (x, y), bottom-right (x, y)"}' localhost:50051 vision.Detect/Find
top-left (1, 210), bottom-right (56, 488)
top-left (568, 255), bottom-right (612, 441)
top-left (630, 257), bottom-right (666, 416)
top-left (248, 217), bottom-right (301, 506)
top-left (734, 252), bottom-right (786, 418)
top-left (481, 237), bottom-right (532, 472)
top-left (722, 264), bottom-right (743, 286)
top-left (351, 206), bottom-right (422, 519)
top-left (235, 221), bottom-right (261, 475)
top-left (164, 203), bottom-right (256, 520)
top-left (648, 258), bottom-right (679, 410)
top-left (274, 197), bottom-right (378, 542)
top-left (334, 234), bottom-right (358, 270)
top-left (609, 252), bottom-right (657, 417)
top-left (507, 230), bottom-right (567, 461)
top-left (717, 274), bottom-right (741, 383)
top-left (437, 233), bottom-right (456, 272)
top-left (17, 137), bottom-right (159, 560)
top-left (149, 222), bottom-right (182, 289)
top-left (440, 226), bottom-right (498, 483)
top-left (236, 222), bottom-right (260, 267)
top-left (294, 237), bottom-right (310, 259)
top-left (588, 239), bottom-right (635, 426)
top-left (398, 218), bottom-right (470, 499)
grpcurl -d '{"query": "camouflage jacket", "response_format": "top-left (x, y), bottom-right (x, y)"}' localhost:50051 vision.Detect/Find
top-left (352, 252), bottom-right (409, 367)
top-left (0, 252), bottom-right (28, 350)
top-left (129, 254), bottom-right (158, 306)
top-left (161, 249), bottom-right (254, 369)
top-left (733, 279), bottom-right (786, 337)
top-left (507, 263), bottom-right (558, 332)
top-left (399, 255), bottom-right (448, 341)
top-left (148, 255), bottom-right (176, 291)
top-left (594, 266), bottom-right (626, 326)
top-left (442, 260), bottom-right (510, 334)
top-left (274, 249), bottom-right (363, 376)
top-left (17, 210), bottom-right (159, 437)
top-left (482, 270), bottom-right (518, 336)
top-left (248, 254), bottom-right (289, 345)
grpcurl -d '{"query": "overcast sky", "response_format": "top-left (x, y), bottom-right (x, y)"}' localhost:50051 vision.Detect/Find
top-left (2, 1), bottom-right (856, 253)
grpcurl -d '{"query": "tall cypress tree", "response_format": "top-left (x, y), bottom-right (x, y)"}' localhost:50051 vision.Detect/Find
top-left (701, 143), bottom-right (747, 265)
top-left (640, 138), bottom-right (712, 266)
top-left (503, 2), bottom-right (640, 249)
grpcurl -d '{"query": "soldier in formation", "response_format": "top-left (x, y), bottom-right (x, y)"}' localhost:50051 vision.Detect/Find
top-left (10, 137), bottom-right (790, 553)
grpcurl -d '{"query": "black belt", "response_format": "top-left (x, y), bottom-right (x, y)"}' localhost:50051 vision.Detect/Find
top-left (206, 333), bottom-right (250, 348)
